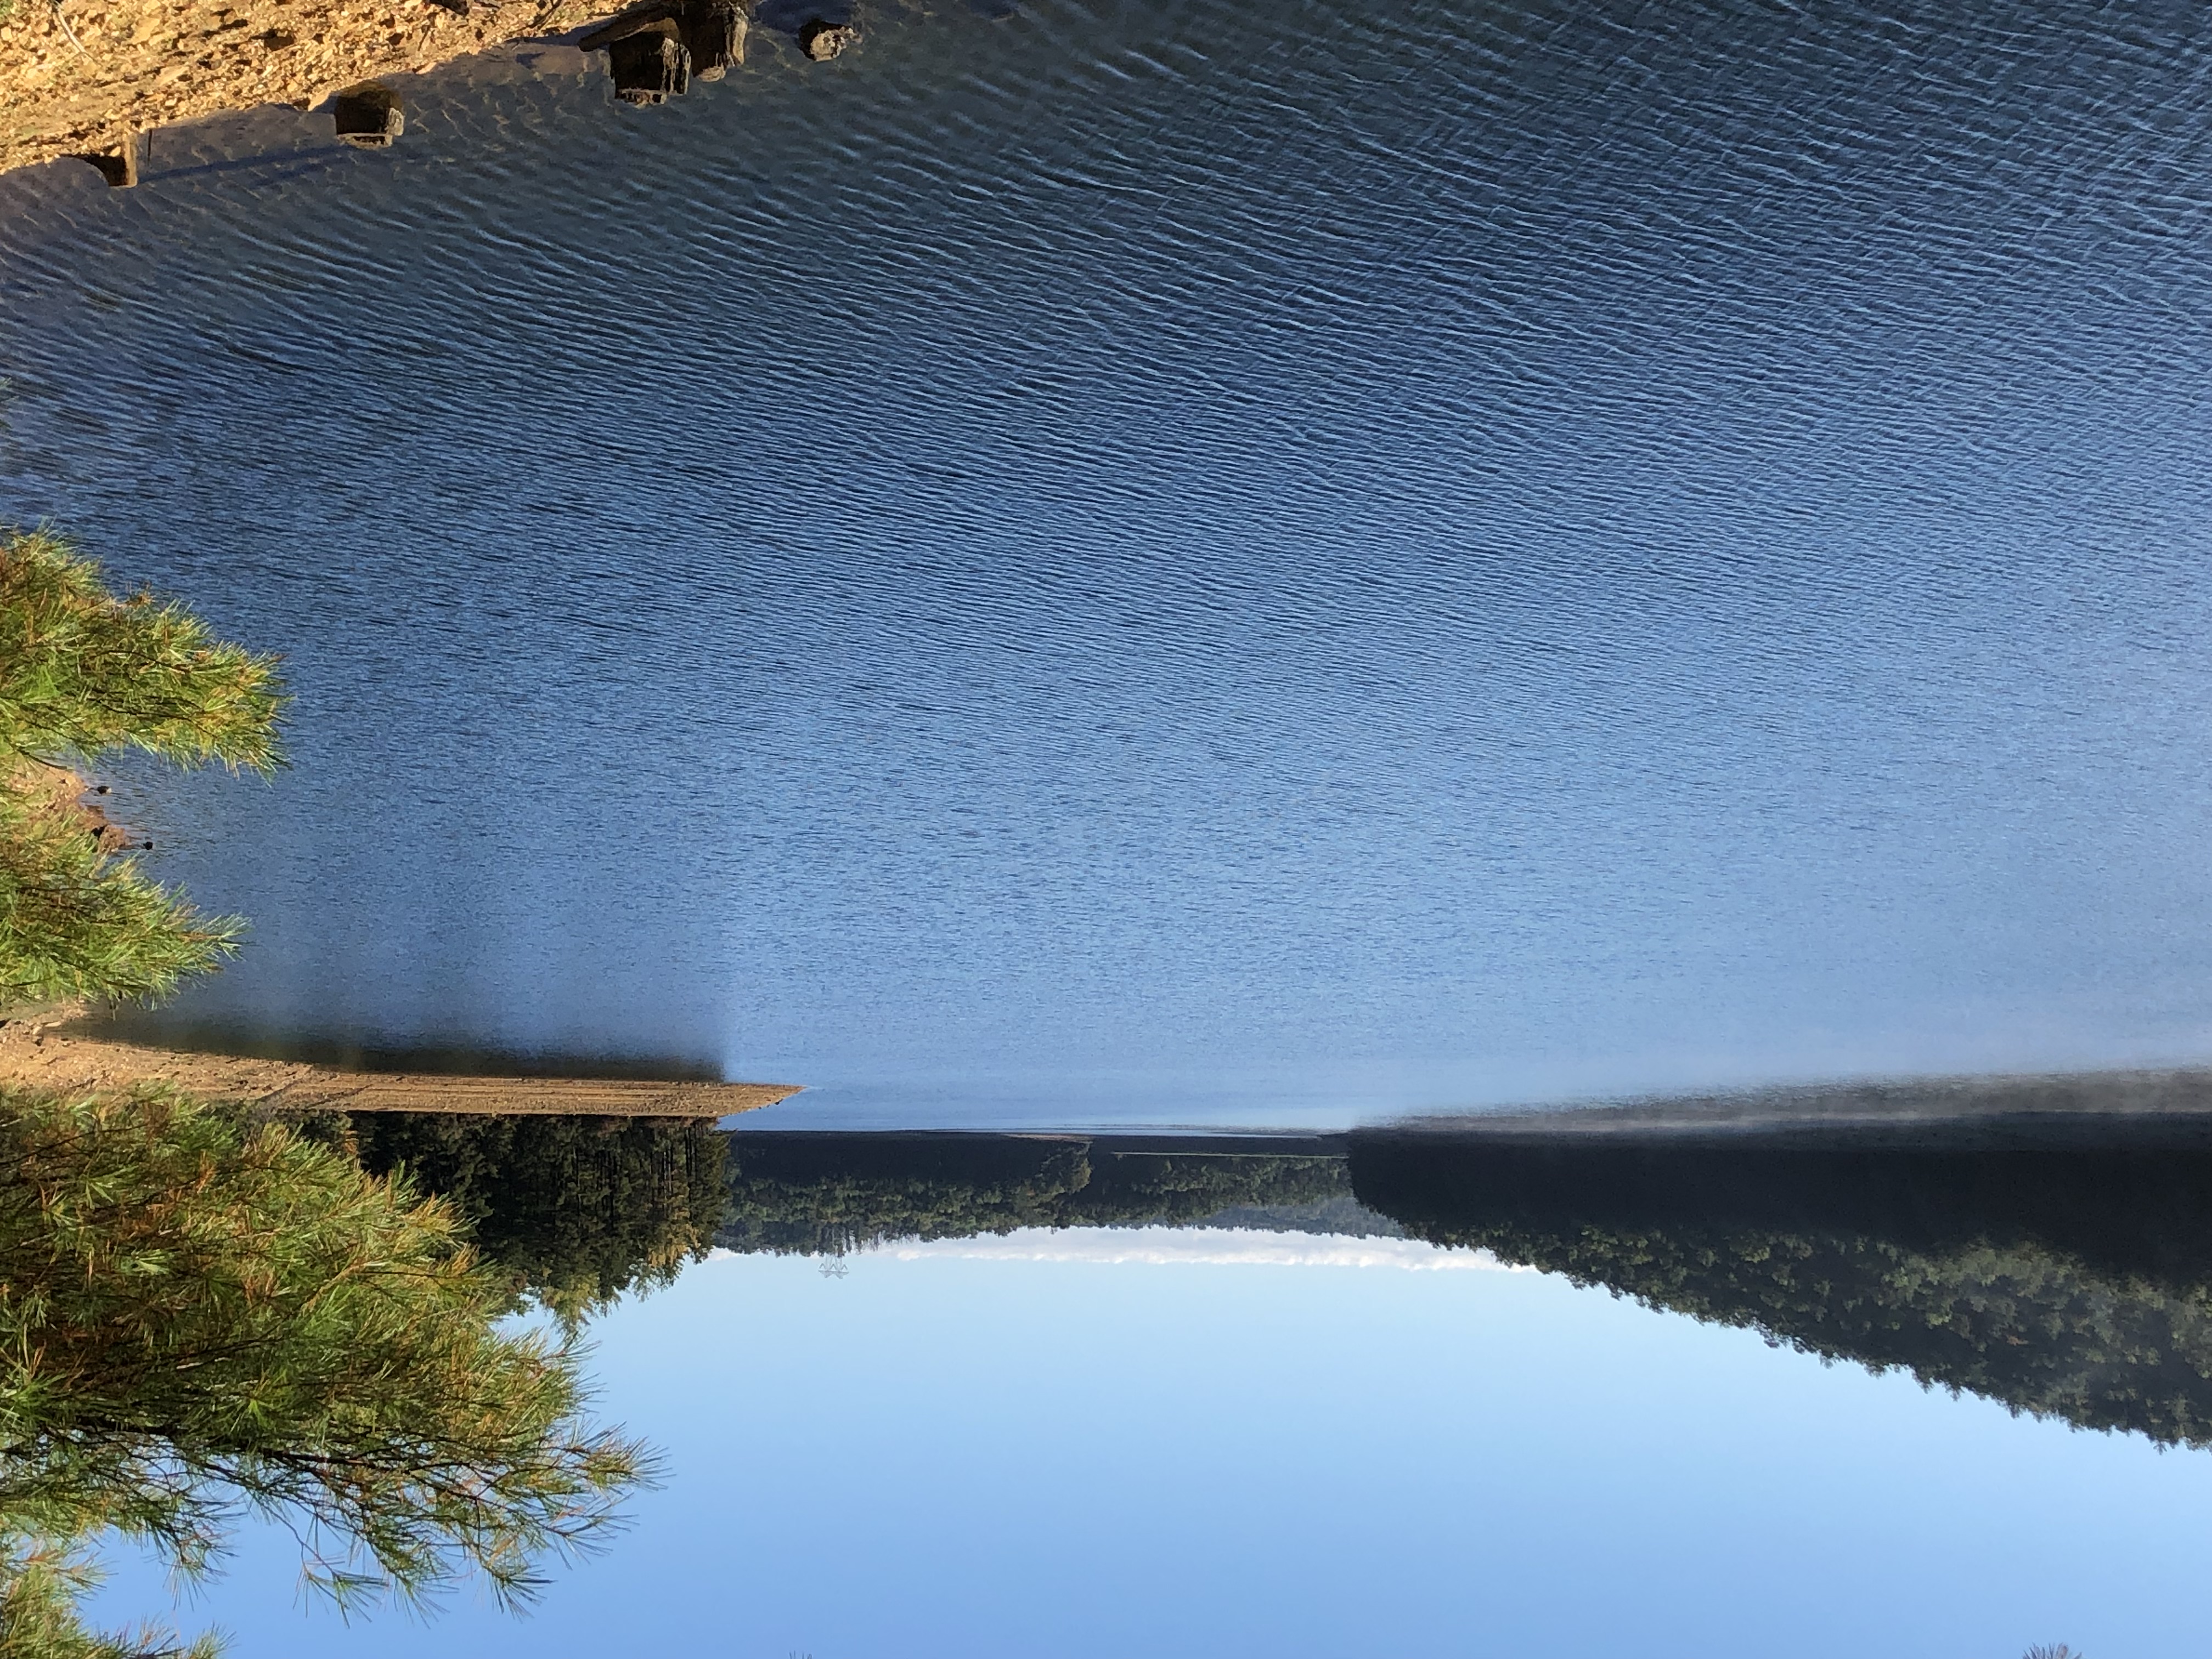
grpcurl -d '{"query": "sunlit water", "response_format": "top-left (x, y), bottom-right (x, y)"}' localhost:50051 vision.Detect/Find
top-left (9, 0), bottom-right (2212, 1126)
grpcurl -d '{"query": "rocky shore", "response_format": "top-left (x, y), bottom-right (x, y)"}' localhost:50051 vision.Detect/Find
top-left (0, 0), bottom-right (605, 177)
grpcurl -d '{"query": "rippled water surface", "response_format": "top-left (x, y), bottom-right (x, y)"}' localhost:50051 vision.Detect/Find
top-left (9, 0), bottom-right (2212, 1124)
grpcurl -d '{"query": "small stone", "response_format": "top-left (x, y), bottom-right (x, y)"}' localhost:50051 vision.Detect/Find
top-left (797, 17), bottom-right (855, 59)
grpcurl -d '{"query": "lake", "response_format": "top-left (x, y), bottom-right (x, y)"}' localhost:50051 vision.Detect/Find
top-left (8, 0), bottom-right (2212, 1648)
top-left (9, 0), bottom-right (2212, 1126)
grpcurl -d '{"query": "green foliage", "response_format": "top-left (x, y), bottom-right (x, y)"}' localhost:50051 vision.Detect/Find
top-left (0, 1535), bottom-right (217, 1659)
top-left (0, 529), bottom-right (283, 1009)
top-left (0, 768), bottom-right (240, 1006)
top-left (339, 1112), bottom-right (732, 1323)
top-left (721, 1135), bottom-right (1092, 1256)
top-left (0, 531), bottom-right (282, 775)
top-left (0, 1087), bottom-right (649, 1655)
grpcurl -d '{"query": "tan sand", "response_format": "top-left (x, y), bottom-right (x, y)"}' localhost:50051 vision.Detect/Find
top-left (1, 0), bottom-right (607, 179)
top-left (0, 1014), bottom-right (802, 1114)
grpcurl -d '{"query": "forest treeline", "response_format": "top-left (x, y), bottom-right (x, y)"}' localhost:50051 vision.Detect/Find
top-left (320, 1118), bottom-right (1367, 1286)
top-left (308, 1119), bottom-right (1373, 1297)
top-left (330, 1110), bottom-right (731, 1321)
top-left (332, 1114), bottom-right (2212, 1455)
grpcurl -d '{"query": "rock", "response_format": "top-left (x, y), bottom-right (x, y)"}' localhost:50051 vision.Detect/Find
top-left (332, 83), bottom-right (404, 147)
top-left (584, 0), bottom-right (741, 81)
top-left (797, 17), bottom-right (856, 59)
top-left (680, 0), bottom-right (744, 80)
top-left (608, 23), bottom-right (690, 104)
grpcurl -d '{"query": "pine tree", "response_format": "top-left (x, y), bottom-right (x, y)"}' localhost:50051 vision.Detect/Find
top-left (0, 529), bottom-right (284, 1007)
top-left (0, 1087), bottom-right (651, 1657)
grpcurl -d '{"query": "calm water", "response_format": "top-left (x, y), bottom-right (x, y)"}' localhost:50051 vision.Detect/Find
top-left (9, 0), bottom-right (2212, 1124)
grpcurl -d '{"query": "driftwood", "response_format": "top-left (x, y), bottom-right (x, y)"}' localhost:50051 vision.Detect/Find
top-left (608, 22), bottom-right (691, 104)
top-left (332, 84), bottom-right (405, 148)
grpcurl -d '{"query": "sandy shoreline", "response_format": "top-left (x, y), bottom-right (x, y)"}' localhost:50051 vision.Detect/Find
top-left (0, 0), bottom-right (613, 180)
top-left (0, 1013), bottom-right (801, 1114)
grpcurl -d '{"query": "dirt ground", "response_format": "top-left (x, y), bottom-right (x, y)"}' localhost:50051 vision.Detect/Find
top-left (0, 1013), bottom-right (801, 1114)
top-left (0, 0), bottom-right (607, 178)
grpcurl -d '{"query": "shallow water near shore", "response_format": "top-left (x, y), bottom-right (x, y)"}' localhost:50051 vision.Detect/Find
top-left (11, 0), bottom-right (2212, 1125)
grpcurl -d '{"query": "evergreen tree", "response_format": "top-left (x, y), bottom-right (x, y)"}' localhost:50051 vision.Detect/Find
top-left (0, 1087), bottom-right (648, 1657)
top-left (0, 528), bottom-right (283, 1007)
